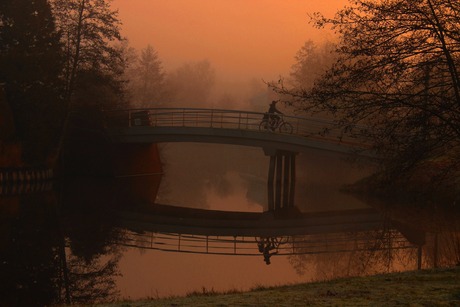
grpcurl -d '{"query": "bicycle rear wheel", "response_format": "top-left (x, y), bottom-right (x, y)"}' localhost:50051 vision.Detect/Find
top-left (259, 120), bottom-right (270, 131)
top-left (279, 122), bottom-right (293, 134)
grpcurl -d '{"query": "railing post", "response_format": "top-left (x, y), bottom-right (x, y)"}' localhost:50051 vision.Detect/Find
top-left (210, 109), bottom-right (214, 128)
top-left (238, 112), bottom-right (241, 129)
top-left (182, 109), bottom-right (185, 127)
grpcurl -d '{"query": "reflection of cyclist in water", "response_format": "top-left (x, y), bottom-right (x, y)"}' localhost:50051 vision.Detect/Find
top-left (266, 101), bottom-right (283, 130)
top-left (257, 237), bottom-right (278, 265)
top-left (263, 247), bottom-right (278, 265)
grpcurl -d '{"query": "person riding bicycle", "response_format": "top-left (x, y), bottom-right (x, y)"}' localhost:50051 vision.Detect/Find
top-left (266, 100), bottom-right (283, 130)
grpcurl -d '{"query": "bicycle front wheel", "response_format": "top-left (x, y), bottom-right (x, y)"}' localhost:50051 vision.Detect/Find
top-left (279, 122), bottom-right (293, 134)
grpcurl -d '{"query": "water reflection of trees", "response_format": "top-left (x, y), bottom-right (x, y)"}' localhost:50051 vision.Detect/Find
top-left (59, 178), bottom-right (127, 304)
top-left (365, 198), bottom-right (460, 270)
top-left (64, 252), bottom-right (121, 303)
top-left (423, 230), bottom-right (460, 268)
top-left (0, 194), bottom-right (62, 306)
top-left (284, 204), bottom-right (460, 277)
top-left (0, 186), bottom-right (124, 305)
top-left (288, 226), bottom-right (419, 280)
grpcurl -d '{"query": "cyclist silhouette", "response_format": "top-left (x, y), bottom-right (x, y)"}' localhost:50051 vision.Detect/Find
top-left (267, 101), bottom-right (283, 126)
top-left (259, 101), bottom-right (293, 133)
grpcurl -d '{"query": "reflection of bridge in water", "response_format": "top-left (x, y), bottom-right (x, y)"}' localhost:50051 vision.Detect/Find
top-left (116, 204), bottom-right (424, 261)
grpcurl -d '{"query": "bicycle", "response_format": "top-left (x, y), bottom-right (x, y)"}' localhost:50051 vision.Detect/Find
top-left (259, 114), bottom-right (293, 134)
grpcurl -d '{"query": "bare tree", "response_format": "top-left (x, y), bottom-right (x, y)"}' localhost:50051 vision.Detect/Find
top-left (274, 0), bottom-right (460, 184)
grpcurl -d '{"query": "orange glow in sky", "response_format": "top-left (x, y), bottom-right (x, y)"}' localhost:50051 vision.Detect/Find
top-left (111, 0), bottom-right (348, 81)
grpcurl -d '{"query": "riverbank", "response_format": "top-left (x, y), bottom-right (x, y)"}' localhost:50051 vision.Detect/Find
top-left (101, 267), bottom-right (460, 306)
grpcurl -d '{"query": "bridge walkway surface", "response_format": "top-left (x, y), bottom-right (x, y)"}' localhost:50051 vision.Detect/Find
top-left (104, 108), bottom-right (372, 154)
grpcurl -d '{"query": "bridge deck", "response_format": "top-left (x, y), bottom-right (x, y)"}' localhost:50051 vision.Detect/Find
top-left (104, 108), bottom-right (372, 154)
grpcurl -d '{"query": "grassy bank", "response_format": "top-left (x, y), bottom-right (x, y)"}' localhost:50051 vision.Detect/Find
top-left (101, 267), bottom-right (460, 306)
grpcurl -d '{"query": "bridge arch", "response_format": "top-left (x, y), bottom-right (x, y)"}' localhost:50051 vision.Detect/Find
top-left (104, 108), bottom-right (370, 154)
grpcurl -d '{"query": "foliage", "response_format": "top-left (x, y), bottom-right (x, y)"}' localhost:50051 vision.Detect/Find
top-left (51, 0), bottom-right (124, 104)
top-left (50, 0), bottom-right (128, 169)
top-left (0, 0), bottom-right (128, 165)
top-left (0, 0), bottom-right (65, 164)
top-left (273, 0), bottom-right (460, 182)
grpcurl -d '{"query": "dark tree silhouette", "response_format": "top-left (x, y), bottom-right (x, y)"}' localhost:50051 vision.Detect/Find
top-left (274, 0), bottom-right (460, 183)
top-left (50, 0), bottom-right (128, 171)
top-left (51, 0), bottom-right (124, 104)
top-left (0, 0), bottom-right (65, 164)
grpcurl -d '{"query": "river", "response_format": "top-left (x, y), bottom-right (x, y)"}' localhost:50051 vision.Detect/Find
top-left (1, 143), bottom-right (458, 305)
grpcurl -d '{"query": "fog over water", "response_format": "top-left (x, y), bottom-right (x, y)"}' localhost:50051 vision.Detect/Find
top-left (156, 142), bottom-right (374, 213)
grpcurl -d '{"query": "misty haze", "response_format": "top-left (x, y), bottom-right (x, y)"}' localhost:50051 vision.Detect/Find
top-left (1, 0), bottom-right (460, 305)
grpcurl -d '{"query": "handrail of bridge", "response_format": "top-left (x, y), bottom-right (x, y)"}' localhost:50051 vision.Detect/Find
top-left (104, 107), bottom-right (367, 146)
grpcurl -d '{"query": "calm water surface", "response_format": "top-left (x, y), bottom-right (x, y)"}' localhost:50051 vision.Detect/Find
top-left (1, 144), bottom-right (459, 305)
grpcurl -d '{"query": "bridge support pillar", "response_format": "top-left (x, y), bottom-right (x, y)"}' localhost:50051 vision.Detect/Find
top-left (265, 150), bottom-right (297, 212)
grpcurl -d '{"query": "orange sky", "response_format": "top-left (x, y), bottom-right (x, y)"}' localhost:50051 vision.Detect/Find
top-left (111, 0), bottom-right (348, 81)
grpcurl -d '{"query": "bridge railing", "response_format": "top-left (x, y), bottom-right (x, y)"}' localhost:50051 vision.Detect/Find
top-left (105, 108), bottom-right (369, 149)
top-left (104, 107), bottom-right (365, 145)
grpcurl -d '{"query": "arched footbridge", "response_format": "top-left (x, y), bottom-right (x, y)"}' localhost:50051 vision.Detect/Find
top-left (104, 108), bottom-right (371, 154)
top-left (104, 108), bottom-right (374, 212)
